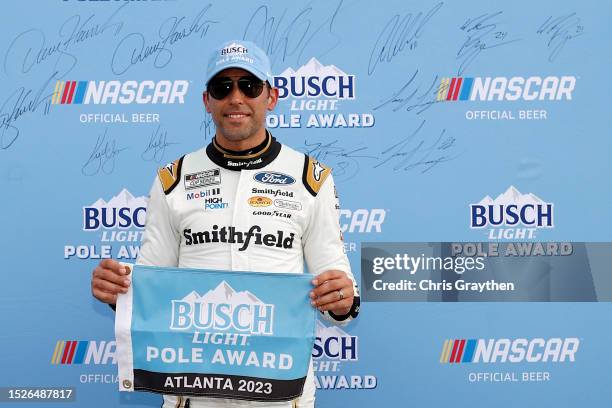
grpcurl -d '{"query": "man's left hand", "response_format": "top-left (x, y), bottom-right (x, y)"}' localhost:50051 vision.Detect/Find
top-left (310, 270), bottom-right (354, 315)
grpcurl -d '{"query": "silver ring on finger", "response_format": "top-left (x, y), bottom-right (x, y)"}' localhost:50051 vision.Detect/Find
top-left (338, 289), bottom-right (344, 300)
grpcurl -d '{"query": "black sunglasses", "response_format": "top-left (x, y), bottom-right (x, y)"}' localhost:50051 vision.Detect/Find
top-left (207, 76), bottom-right (266, 100)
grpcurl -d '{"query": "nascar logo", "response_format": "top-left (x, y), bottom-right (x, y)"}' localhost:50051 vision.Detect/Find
top-left (51, 340), bottom-right (116, 365)
top-left (52, 80), bottom-right (189, 105)
top-left (440, 337), bottom-right (579, 364)
top-left (437, 76), bottom-right (576, 102)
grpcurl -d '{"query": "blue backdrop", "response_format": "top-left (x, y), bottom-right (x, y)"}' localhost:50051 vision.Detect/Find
top-left (1, 0), bottom-right (611, 407)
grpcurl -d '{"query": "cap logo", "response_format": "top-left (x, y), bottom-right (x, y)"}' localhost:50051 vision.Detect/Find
top-left (206, 40), bottom-right (271, 85)
top-left (221, 44), bottom-right (248, 56)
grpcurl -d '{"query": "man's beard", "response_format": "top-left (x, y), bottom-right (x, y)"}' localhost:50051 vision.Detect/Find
top-left (216, 123), bottom-right (257, 142)
top-left (215, 115), bottom-right (261, 142)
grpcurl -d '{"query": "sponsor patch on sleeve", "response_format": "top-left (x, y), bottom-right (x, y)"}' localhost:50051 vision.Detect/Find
top-left (302, 155), bottom-right (331, 197)
top-left (158, 156), bottom-right (184, 195)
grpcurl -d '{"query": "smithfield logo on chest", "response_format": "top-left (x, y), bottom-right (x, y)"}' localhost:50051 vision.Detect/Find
top-left (253, 172), bottom-right (295, 186)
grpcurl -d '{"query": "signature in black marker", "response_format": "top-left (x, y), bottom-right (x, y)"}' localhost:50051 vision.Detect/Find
top-left (243, 0), bottom-right (344, 66)
top-left (457, 12), bottom-right (520, 75)
top-left (374, 120), bottom-right (459, 173)
top-left (3, 4), bottom-right (126, 77)
top-left (0, 72), bottom-right (56, 150)
top-left (200, 114), bottom-right (215, 140)
top-left (537, 13), bottom-right (584, 62)
top-left (111, 5), bottom-right (218, 75)
top-left (82, 128), bottom-right (127, 176)
top-left (367, 2), bottom-right (443, 75)
top-left (302, 139), bottom-right (377, 181)
top-left (373, 69), bottom-right (442, 115)
top-left (141, 124), bottom-right (178, 163)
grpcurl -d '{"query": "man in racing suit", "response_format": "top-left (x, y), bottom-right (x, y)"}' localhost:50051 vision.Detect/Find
top-left (91, 40), bottom-right (359, 408)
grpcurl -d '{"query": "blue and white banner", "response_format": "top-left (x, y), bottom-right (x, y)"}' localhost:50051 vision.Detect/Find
top-left (115, 265), bottom-right (316, 402)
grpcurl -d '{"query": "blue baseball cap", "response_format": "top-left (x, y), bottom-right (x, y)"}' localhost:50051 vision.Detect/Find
top-left (205, 40), bottom-right (273, 86)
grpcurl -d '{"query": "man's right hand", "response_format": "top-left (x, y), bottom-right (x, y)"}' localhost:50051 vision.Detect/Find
top-left (91, 259), bottom-right (131, 305)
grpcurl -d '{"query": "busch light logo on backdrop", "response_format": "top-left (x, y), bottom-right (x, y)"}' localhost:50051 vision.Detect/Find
top-left (312, 320), bottom-right (376, 390)
top-left (313, 320), bottom-right (357, 361)
top-left (275, 58), bottom-right (355, 99)
top-left (64, 189), bottom-right (147, 260)
top-left (83, 189), bottom-right (147, 231)
top-left (470, 186), bottom-right (553, 240)
top-left (267, 58), bottom-right (374, 129)
top-left (170, 282), bottom-right (275, 336)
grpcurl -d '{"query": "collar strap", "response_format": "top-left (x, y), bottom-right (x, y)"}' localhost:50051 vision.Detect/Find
top-left (206, 130), bottom-right (281, 170)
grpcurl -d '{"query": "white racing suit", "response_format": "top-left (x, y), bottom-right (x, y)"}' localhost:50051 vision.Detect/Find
top-left (135, 131), bottom-right (360, 408)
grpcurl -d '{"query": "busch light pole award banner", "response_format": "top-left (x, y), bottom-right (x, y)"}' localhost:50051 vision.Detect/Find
top-left (116, 266), bottom-right (316, 401)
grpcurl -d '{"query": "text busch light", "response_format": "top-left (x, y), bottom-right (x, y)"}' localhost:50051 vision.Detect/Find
top-left (312, 335), bottom-right (358, 361)
top-left (170, 301), bottom-right (275, 335)
top-left (273, 75), bottom-right (355, 99)
top-left (470, 203), bottom-right (554, 228)
top-left (83, 207), bottom-right (146, 231)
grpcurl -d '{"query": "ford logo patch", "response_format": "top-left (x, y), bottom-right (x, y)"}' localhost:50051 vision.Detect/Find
top-left (254, 172), bottom-right (296, 185)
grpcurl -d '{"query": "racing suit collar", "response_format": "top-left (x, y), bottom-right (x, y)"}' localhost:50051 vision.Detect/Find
top-left (206, 129), bottom-right (281, 171)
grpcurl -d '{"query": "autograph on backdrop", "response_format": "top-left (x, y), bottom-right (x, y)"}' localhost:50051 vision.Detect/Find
top-left (373, 69), bottom-right (441, 115)
top-left (243, 0), bottom-right (345, 67)
top-left (0, 73), bottom-right (55, 150)
top-left (0, 1), bottom-right (585, 181)
top-left (1, 5), bottom-right (128, 150)
top-left (301, 120), bottom-right (460, 181)
top-left (111, 5), bottom-right (218, 75)
top-left (536, 13), bottom-right (584, 62)
top-left (368, 2), bottom-right (443, 75)
top-left (456, 11), bottom-right (521, 75)
top-left (82, 128), bottom-right (127, 176)
top-left (141, 124), bottom-right (178, 163)
top-left (3, 4), bottom-right (127, 77)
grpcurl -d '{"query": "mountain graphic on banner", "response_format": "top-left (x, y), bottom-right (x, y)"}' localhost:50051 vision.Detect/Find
top-left (181, 281), bottom-right (264, 306)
